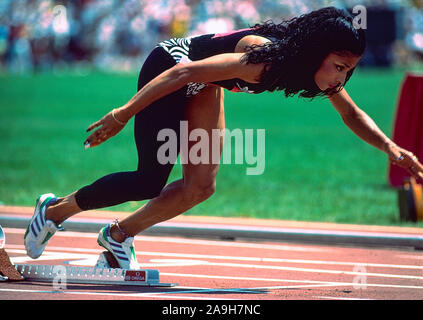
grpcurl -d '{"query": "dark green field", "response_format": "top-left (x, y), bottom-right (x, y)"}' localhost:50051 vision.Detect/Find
top-left (0, 68), bottom-right (421, 227)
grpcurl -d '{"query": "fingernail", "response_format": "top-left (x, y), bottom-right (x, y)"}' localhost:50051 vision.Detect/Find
top-left (84, 141), bottom-right (90, 149)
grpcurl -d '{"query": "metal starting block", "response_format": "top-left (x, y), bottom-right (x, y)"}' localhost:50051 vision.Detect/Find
top-left (0, 223), bottom-right (176, 287)
top-left (13, 251), bottom-right (176, 287)
top-left (14, 264), bottom-right (176, 287)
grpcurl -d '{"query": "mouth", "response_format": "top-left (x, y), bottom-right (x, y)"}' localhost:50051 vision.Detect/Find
top-left (328, 83), bottom-right (341, 90)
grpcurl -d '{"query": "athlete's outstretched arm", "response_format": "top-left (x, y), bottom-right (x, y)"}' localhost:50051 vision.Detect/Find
top-left (329, 88), bottom-right (423, 180)
top-left (84, 53), bottom-right (265, 148)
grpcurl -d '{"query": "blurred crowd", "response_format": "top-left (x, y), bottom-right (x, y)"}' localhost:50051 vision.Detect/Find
top-left (0, 0), bottom-right (422, 74)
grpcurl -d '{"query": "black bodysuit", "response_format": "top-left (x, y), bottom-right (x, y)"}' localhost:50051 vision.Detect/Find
top-left (75, 28), bottom-right (268, 210)
top-left (157, 28), bottom-right (268, 95)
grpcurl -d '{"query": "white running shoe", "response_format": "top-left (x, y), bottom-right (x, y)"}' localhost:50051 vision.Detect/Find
top-left (97, 223), bottom-right (139, 270)
top-left (24, 193), bottom-right (59, 259)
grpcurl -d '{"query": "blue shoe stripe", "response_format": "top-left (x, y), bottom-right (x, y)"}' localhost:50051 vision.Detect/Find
top-left (99, 223), bottom-right (135, 265)
top-left (33, 215), bottom-right (41, 234)
top-left (44, 198), bottom-right (57, 216)
top-left (109, 244), bottom-right (131, 261)
top-left (31, 223), bottom-right (38, 237)
top-left (109, 241), bottom-right (121, 248)
top-left (27, 194), bottom-right (57, 243)
top-left (33, 196), bottom-right (56, 233)
top-left (39, 207), bottom-right (45, 224)
top-left (115, 254), bottom-right (130, 261)
top-left (37, 211), bottom-right (44, 229)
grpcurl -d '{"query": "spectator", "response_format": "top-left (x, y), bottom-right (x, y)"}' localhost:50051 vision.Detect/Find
top-left (0, 0), bottom-right (420, 73)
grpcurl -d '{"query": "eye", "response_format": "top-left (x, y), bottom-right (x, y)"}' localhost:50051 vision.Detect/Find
top-left (335, 65), bottom-right (344, 72)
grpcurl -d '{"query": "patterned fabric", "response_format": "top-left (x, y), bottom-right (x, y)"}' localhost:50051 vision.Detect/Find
top-left (157, 37), bottom-right (208, 97)
top-left (186, 82), bottom-right (208, 97)
top-left (156, 29), bottom-right (270, 96)
top-left (157, 37), bottom-right (192, 64)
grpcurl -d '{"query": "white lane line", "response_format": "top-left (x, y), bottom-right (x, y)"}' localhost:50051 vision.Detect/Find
top-left (138, 252), bottom-right (423, 270)
top-left (0, 288), bottom-right (235, 300)
top-left (4, 228), bottom-right (329, 252)
top-left (9, 247), bottom-right (422, 282)
top-left (120, 285), bottom-right (331, 298)
top-left (6, 244), bottom-right (102, 254)
top-left (161, 272), bottom-right (423, 290)
top-left (8, 249), bottom-right (98, 264)
top-left (4, 229), bottom-right (420, 298)
top-left (7, 247), bottom-right (423, 282)
top-left (125, 287), bottom-right (265, 297)
top-left (64, 290), bottom-right (236, 300)
top-left (6, 244), bottom-right (422, 271)
top-left (7, 249), bottom-right (210, 268)
top-left (192, 261), bottom-right (423, 280)
top-left (315, 296), bottom-right (374, 300)
top-left (6, 231), bottom-right (422, 285)
top-left (397, 254), bottom-right (423, 260)
top-left (0, 288), bottom-right (61, 294)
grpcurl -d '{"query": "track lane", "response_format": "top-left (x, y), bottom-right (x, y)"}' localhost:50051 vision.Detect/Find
top-left (1, 228), bottom-right (423, 300)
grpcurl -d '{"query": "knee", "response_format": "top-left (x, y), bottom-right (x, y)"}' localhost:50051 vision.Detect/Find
top-left (183, 179), bottom-right (216, 206)
top-left (143, 186), bottom-right (164, 200)
top-left (132, 172), bottom-right (167, 200)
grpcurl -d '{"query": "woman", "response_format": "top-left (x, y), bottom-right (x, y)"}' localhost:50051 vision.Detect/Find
top-left (24, 7), bottom-right (423, 269)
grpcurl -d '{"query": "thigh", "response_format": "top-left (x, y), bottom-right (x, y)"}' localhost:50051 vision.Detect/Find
top-left (134, 89), bottom-right (187, 175)
top-left (182, 86), bottom-right (225, 186)
top-left (134, 47), bottom-right (187, 174)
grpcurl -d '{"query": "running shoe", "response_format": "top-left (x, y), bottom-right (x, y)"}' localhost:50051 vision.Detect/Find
top-left (97, 224), bottom-right (139, 270)
top-left (24, 193), bottom-right (59, 259)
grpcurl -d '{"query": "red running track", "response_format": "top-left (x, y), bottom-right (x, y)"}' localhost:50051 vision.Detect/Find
top-left (1, 227), bottom-right (423, 300)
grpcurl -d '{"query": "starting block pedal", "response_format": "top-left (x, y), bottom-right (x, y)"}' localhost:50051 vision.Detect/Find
top-left (14, 264), bottom-right (176, 287)
top-left (0, 249), bottom-right (24, 281)
top-left (0, 225), bottom-right (24, 281)
top-left (95, 251), bottom-right (121, 269)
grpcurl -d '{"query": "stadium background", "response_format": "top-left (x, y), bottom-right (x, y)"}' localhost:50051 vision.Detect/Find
top-left (2, 0), bottom-right (423, 73)
top-left (0, 0), bottom-right (422, 226)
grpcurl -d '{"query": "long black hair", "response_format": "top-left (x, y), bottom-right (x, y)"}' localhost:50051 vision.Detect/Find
top-left (243, 6), bottom-right (366, 99)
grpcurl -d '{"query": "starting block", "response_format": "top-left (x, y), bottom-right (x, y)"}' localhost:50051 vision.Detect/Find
top-left (14, 264), bottom-right (176, 287)
top-left (12, 251), bottom-right (176, 287)
top-left (0, 224), bottom-right (176, 287)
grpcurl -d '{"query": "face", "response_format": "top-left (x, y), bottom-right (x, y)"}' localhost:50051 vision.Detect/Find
top-left (314, 52), bottom-right (361, 91)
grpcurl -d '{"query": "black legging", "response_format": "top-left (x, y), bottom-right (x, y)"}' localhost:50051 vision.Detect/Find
top-left (75, 47), bottom-right (188, 210)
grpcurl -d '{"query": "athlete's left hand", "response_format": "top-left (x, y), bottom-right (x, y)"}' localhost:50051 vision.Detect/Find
top-left (84, 108), bottom-right (128, 148)
top-left (387, 144), bottom-right (423, 182)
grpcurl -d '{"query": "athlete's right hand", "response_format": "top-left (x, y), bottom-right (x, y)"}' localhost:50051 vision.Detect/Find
top-left (388, 144), bottom-right (423, 182)
top-left (84, 108), bottom-right (128, 148)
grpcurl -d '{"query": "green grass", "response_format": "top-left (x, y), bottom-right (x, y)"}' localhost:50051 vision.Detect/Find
top-left (0, 68), bottom-right (421, 227)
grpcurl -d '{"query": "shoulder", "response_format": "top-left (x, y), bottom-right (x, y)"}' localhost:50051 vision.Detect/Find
top-left (235, 35), bottom-right (272, 53)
